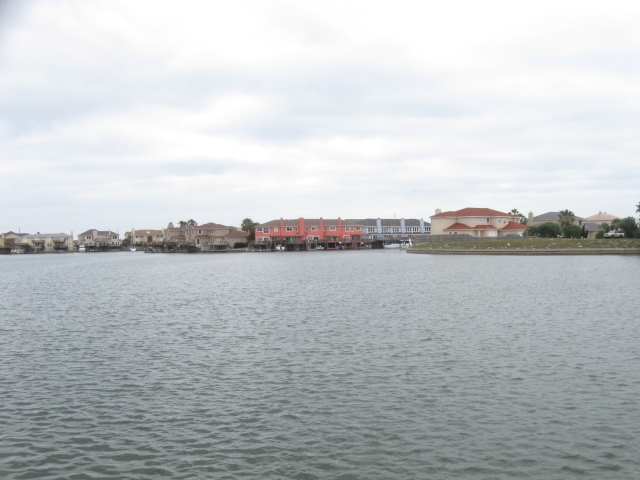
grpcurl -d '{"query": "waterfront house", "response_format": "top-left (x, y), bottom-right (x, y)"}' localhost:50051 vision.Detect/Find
top-left (163, 221), bottom-right (248, 250)
top-left (1, 231), bottom-right (73, 253)
top-left (255, 218), bottom-right (364, 250)
top-left (359, 218), bottom-right (431, 240)
top-left (127, 229), bottom-right (164, 246)
top-left (430, 208), bottom-right (527, 237)
top-left (78, 229), bottom-right (121, 250)
top-left (254, 217), bottom-right (431, 249)
top-left (1, 231), bottom-right (30, 253)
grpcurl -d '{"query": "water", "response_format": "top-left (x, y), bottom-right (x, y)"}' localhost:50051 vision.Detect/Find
top-left (1, 251), bottom-right (639, 479)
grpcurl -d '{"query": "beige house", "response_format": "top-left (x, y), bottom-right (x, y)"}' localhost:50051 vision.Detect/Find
top-left (528, 212), bottom-right (584, 227)
top-left (584, 212), bottom-right (621, 224)
top-left (164, 221), bottom-right (248, 250)
top-left (78, 229), bottom-right (121, 249)
top-left (583, 212), bottom-right (622, 238)
top-left (430, 208), bottom-right (528, 237)
top-left (127, 229), bottom-right (164, 246)
top-left (1, 231), bottom-right (73, 253)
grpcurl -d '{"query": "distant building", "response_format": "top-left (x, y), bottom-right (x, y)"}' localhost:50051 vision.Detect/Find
top-left (528, 212), bottom-right (584, 227)
top-left (163, 221), bottom-right (248, 250)
top-left (583, 212), bottom-right (622, 238)
top-left (1, 231), bottom-right (73, 253)
top-left (78, 229), bottom-right (121, 249)
top-left (430, 208), bottom-right (527, 237)
top-left (254, 217), bottom-right (430, 249)
top-left (127, 229), bottom-right (164, 246)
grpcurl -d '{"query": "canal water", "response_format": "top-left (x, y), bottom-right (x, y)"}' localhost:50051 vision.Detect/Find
top-left (1, 251), bottom-right (639, 479)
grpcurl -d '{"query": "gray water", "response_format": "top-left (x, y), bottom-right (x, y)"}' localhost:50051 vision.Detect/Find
top-left (1, 251), bottom-right (639, 479)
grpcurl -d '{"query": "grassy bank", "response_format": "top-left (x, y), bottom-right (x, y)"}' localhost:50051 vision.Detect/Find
top-left (412, 237), bottom-right (640, 250)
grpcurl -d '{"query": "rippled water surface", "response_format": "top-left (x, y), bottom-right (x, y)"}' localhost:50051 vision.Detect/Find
top-left (1, 251), bottom-right (639, 479)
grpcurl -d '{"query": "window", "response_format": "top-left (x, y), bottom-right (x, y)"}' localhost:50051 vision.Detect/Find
top-left (286, 227), bottom-right (293, 232)
top-left (256, 227), bottom-right (263, 232)
top-left (330, 226), bottom-right (336, 231)
top-left (198, 229), bottom-right (202, 234)
top-left (263, 227), bottom-right (269, 234)
top-left (311, 226), bottom-right (318, 231)
top-left (197, 239), bottom-right (200, 245)
top-left (345, 227), bottom-right (353, 232)
top-left (382, 227), bottom-right (389, 232)
top-left (86, 235), bottom-right (91, 240)
top-left (274, 227), bottom-right (279, 232)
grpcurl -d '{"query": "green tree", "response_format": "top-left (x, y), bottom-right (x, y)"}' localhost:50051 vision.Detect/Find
top-left (580, 225), bottom-right (588, 239)
top-left (563, 225), bottom-right (582, 238)
top-left (178, 219), bottom-right (196, 227)
top-left (539, 222), bottom-right (562, 238)
top-left (241, 218), bottom-right (260, 242)
top-left (524, 226), bottom-right (540, 236)
top-left (509, 208), bottom-right (527, 224)
top-left (558, 209), bottom-right (575, 229)
top-left (619, 217), bottom-right (639, 238)
top-left (636, 202), bottom-right (640, 214)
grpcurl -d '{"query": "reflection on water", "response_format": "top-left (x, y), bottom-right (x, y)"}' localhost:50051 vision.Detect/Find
top-left (1, 251), bottom-right (639, 479)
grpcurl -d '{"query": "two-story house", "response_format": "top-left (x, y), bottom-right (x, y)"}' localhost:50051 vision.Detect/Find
top-left (164, 221), bottom-right (248, 250)
top-left (78, 229), bottom-right (121, 250)
top-left (430, 208), bottom-right (527, 237)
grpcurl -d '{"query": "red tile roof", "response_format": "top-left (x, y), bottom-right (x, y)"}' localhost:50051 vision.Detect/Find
top-left (443, 223), bottom-right (500, 230)
top-left (502, 221), bottom-right (528, 230)
top-left (443, 223), bottom-right (473, 230)
top-left (432, 207), bottom-right (513, 218)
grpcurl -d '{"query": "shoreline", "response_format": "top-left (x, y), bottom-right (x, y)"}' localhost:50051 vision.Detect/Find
top-left (408, 248), bottom-right (640, 255)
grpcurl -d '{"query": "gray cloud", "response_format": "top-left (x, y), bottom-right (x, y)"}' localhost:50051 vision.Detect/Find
top-left (1, 0), bottom-right (639, 235)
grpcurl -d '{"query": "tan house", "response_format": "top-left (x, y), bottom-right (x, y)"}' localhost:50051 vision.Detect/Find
top-left (127, 229), bottom-right (164, 246)
top-left (164, 221), bottom-right (249, 250)
top-left (1, 231), bottom-right (29, 253)
top-left (1, 231), bottom-right (73, 253)
top-left (430, 208), bottom-right (528, 237)
top-left (583, 212), bottom-right (622, 238)
top-left (78, 229), bottom-right (121, 249)
top-left (528, 212), bottom-right (584, 227)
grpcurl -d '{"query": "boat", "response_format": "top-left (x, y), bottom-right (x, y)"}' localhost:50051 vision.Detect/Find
top-left (78, 244), bottom-right (86, 252)
top-left (275, 244), bottom-right (286, 251)
top-left (383, 239), bottom-right (413, 249)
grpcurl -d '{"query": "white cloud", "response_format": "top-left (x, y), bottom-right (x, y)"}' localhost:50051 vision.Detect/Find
top-left (1, 0), bottom-right (639, 235)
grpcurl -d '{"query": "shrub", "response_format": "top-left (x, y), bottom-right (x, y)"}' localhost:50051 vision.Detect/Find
top-left (538, 222), bottom-right (562, 238)
top-left (563, 225), bottom-right (582, 238)
top-left (595, 231), bottom-right (605, 239)
top-left (524, 226), bottom-right (540, 236)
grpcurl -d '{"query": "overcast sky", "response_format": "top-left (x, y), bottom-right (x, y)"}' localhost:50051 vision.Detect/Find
top-left (1, 1), bottom-right (638, 235)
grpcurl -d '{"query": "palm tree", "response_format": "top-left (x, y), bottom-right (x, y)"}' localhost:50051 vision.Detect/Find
top-left (558, 209), bottom-right (575, 229)
top-left (636, 202), bottom-right (640, 214)
top-left (509, 208), bottom-right (527, 224)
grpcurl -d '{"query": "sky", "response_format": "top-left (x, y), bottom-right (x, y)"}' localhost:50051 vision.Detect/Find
top-left (1, 0), bottom-right (639, 235)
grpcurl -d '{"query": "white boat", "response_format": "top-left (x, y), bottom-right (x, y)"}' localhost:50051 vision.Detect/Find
top-left (275, 244), bottom-right (286, 251)
top-left (383, 239), bottom-right (413, 249)
top-left (78, 244), bottom-right (86, 252)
